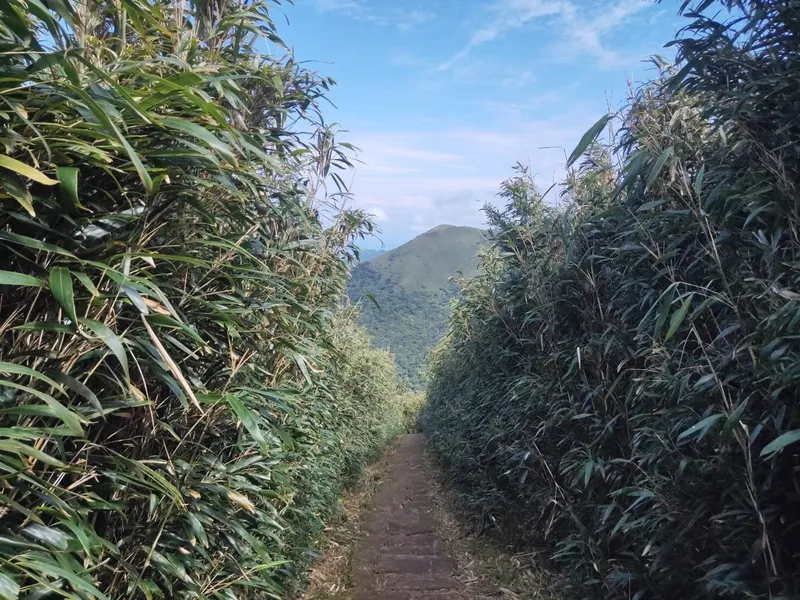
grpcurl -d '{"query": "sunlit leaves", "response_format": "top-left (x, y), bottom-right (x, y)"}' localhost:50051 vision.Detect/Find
top-left (0, 0), bottom-right (402, 596)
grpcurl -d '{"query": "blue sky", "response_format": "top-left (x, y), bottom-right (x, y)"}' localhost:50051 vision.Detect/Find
top-left (277, 0), bottom-right (686, 249)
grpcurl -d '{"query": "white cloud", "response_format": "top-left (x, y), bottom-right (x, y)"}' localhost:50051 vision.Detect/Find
top-left (437, 0), bottom-right (649, 71)
top-left (342, 112), bottom-right (598, 246)
top-left (312, 0), bottom-right (436, 31)
top-left (367, 207), bottom-right (389, 221)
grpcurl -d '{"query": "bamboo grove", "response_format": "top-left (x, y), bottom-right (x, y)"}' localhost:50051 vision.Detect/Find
top-left (0, 0), bottom-right (419, 597)
top-left (424, 1), bottom-right (800, 598)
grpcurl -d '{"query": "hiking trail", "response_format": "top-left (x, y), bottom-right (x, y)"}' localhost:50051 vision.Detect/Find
top-left (349, 433), bottom-right (465, 600)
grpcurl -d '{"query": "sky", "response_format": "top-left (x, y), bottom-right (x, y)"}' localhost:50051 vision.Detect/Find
top-left (276, 0), bottom-right (687, 249)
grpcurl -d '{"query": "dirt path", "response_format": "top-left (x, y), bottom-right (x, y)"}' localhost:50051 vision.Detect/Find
top-left (349, 433), bottom-right (464, 600)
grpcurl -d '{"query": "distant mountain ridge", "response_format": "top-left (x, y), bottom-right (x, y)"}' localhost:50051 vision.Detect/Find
top-left (355, 247), bottom-right (385, 262)
top-left (347, 225), bottom-right (486, 388)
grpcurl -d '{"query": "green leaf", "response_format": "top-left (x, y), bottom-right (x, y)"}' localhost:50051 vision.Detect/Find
top-left (759, 429), bottom-right (800, 458)
top-left (50, 267), bottom-right (77, 324)
top-left (161, 117), bottom-right (237, 166)
top-left (79, 318), bottom-right (129, 379)
top-left (567, 113), bottom-right (611, 167)
top-left (665, 294), bottom-right (692, 341)
top-left (12, 321), bottom-right (74, 334)
top-left (63, 83), bottom-right (153, 193)
top-left (50, 370), bottom-right (102, 413)
top-left (56, 166), bottom-right (88, 211)
top-left (0, 231), bottom-right (75, 257)
top-left (0, 380), bottom-right (84, 436)
top-left (677, 414), bottom-right (723, 442)
top-left (16, 557), bottom-right (110, 600)
top-left (294, 353), bottom-right (313, 386)
top-left (0, 172), bottom-right (35, 216)
top-left (0, 270), bottom-right (45, 287)
top-left (694, 165), bottom-right (705, 197)
top-left (364, 293), bottom-right (381, 311)
top-left (583, 460), bottom-right (593, 487)
top-left (73, 272), bottom-right (100, 297)
top-left (652, 284), bottom-right (676, 340)
top-left (722, 400), bottom-right (748, 438)
top-left (646, 146), bottom-right (674, 189)
top-left (0, 362), bottom-right (62, 389)
top-left (0, 439), bottom-right (68, 467)
top-left (0, 155), bottom-right (58, 185)
top-left (636, 199), bottom-right (669, 212)
top-left (225, 393), bottom-right (267, 452)
top-left (21, 524), bottom-right (69, 550)
top-left (122, 284), bottom-right (150, 314)
top-left (185, 512), bottom-right (209, 548)
top-left (0, 570), bottom-right (19, 600)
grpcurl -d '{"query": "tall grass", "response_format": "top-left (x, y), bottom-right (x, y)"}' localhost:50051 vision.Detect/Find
top-left (424, 1), bottom-right (800, 598)
top-left (0, 0), bottom-right (412, 597)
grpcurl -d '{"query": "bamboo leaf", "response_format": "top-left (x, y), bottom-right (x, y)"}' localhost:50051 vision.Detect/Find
top-left (0, 380), bottom-right (85, 436)
top-left (0, 231), bottom-right (75, 257)
top-left (0, 571), bottom-right (19, 600)
top-left (665, 294), bottom-right (692, 341)
top-left (50, 267), bottom-right (77, 324)
top-left (0, 172), bottom-right (35, 216)
top-left (678, 414), bottom-right (723, 442)
top-left (653, 284), bottom-right (676, 340)
top-left (760, 429), bottom-right (800, 458)
top-left (0, 270), bottom-right (45, 287)
top-left (0, 155), bottom-right (58, 185)
top-left (21, 524), bottom-right (69, 550)
top-left (73, 272), bottom-right (99, 297)
top-left (694, 165), bottom-right (705, 197)
top-left (56, 166), bottom-right (88, 211)
top-left (567, 113), bottom-right (611, 167)
top-left (50, 371), bottom-right (102, 413)
top-left (63, 83), bottom-right (153, 193)
top-left (646, 146), bottom-right (674, 189)
top-left (225, 393), bottom-right (267, 452)
top-left (79, 318), bottom-right (129, 379)
top-left (16, 557), bottom-right (110, 600)
top-left (161, 117), bottom-right (237, 166)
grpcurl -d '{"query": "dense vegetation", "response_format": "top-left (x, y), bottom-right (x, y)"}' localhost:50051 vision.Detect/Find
top-left (424, 1), bottom-right (800, 598)
top-left (348, 225), bottom-right (484, 388)
top-left (0, 1), bottom-right (416, 598)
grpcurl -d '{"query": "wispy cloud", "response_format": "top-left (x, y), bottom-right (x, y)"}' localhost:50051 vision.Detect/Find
top-left (344, 112), bottom-right (598, 246)
top-left (437, 0), bottom-right (649, 71)
top-left (312, 0), bottom-right (436, 31)
top-left (437, 0), bottom-right (565, 71)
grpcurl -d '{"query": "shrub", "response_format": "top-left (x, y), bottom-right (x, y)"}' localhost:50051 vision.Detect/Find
top-left (0, 0), bottom-right (406, 598)
top-left (424, 2), bottom-right (800, 598)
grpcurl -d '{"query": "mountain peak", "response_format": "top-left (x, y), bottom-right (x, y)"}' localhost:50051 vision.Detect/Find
top-left (347, 224), bottom-right (487, 389)
top-left (426, 224), bottom-right (457, 234)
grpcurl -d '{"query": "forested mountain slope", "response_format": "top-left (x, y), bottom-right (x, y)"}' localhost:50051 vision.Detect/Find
top-left (348, 225), bottom-right (485, 388)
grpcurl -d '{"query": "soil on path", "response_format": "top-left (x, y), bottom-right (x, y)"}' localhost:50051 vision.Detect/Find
top-left (349, 433), bottom-right (465, 600)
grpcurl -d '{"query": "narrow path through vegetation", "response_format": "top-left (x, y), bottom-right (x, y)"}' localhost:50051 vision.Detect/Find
top-left (349, 434), bottom-right (464, 600)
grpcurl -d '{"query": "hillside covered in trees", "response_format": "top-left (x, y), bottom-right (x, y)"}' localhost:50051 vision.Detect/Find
top-left (348, 225), bottom-right (485, 388)
top-left (0, 1), bottom-right (421, 598)
top-left (424, 1), bottom-right (800, 599)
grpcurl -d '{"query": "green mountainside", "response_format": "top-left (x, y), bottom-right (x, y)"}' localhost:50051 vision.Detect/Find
top-left (347, 225), bottom-right (486, 388)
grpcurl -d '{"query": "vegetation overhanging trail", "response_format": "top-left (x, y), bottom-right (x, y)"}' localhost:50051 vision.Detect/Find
top-left (424, 1), bottom-right (800, 599)
top-left (0, 0), bottom-right (421, 598)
